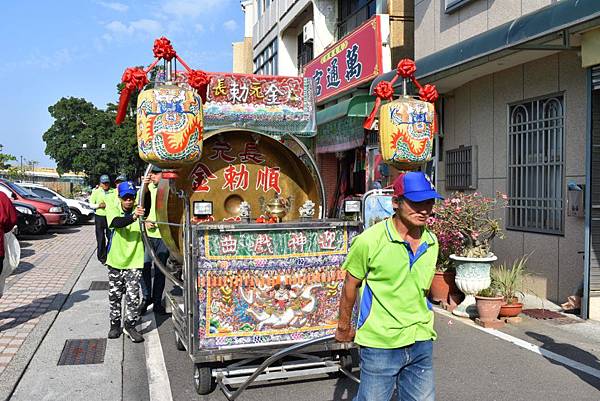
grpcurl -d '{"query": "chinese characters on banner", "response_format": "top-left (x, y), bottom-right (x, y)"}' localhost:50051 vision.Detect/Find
top-left (207, 74), bottom-right (305, 107)
top-left (303, 16), bottom-right (383, 103)
top-left (190, 139), bottom-right (282, 194)
top-left (202, 73), bottom-right (316, 136)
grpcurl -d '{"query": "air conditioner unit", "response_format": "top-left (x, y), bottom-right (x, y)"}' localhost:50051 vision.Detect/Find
top-left (303, 20), bottom-right (314, 44)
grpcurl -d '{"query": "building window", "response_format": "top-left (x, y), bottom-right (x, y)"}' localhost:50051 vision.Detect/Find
top-left (254, 39), bottom-right (278, 75)
top-left (337, 0), bottom-right (376, 39)
top-left (445, 146), bottom-right (476, 190)
top-left (507, 95), bottom-right (565, 235)
top-left (297, 33), bottom-right (313, 72)
top-left (444, 0), bottom-right (476, 13)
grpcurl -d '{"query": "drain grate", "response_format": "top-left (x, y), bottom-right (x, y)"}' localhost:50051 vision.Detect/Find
top-left (89, 281), bottom-right (110, 291)
top-left (57, 339), bottom-right (107, 365)
top-left (522, 309), bottom-right (566, 320)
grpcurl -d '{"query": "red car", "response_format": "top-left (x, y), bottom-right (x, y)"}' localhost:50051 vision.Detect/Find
top-left (0, 179), bottom-right (68, 226)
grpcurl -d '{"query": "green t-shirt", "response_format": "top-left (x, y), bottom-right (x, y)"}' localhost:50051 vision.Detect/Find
top-left (106, 204), bottom-right (144, 270)
top-left (146, 183), bottom-right (161, 239)
top-left (343, 218), bottom-right (438, 349)
top-left (89, 187), bottom-right (116, 217)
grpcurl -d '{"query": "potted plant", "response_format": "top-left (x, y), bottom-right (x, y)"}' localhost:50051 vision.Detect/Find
top-left (427, 209), bottom-right (464, 305)
top-left (475, 286), bottom-right (504, 322)
top-left (430, 192), bottom-right (508, 318)
top-left (492, 255), bottom-right (529, 317)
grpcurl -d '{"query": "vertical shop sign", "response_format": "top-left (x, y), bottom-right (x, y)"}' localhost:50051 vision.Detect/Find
top-left (304, 16), bottom-right (383, 103)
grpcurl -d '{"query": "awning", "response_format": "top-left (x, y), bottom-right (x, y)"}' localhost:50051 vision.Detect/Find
top-left (370, 0), bottom-right (600, 92)
top-left (316, 95), bottom-right (375, 153)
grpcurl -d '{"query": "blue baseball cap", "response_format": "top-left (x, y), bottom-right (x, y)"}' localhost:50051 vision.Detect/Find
top-left (115, 174), bottom-right (127, 182)
top-left (393, 172), bottom-right (443, 202)
top-left (99, 174), bottom-right (110, 183)
top-left (150, 165), bottom-right (162, 173)
top-left (117, 181), bottom-right (137, 198)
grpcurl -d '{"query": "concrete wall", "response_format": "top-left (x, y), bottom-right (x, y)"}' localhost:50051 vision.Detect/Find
top-left (437, 51), bottom-right (587, 303)
top-left (414, 0), bottom-right (556, 60)
top-left (232, 37), bottom-right (254, 74)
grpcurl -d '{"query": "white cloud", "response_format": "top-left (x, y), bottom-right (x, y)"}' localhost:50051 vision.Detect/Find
top-left (103, 19), bottom-right (163, 39)
top-left (223, 19), bottom-right (237, 31)
top-left (0, 48), bottom-right (74, 72)
top-left (98, 1), bottom-right (129, 12)
top-left (194, 23), bottom-right (205, 33)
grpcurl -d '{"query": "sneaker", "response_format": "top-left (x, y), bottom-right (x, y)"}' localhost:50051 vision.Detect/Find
top-left (123, 325), bottom-right (144, 343)
top-left (108, 322), bottom-right (122, 339)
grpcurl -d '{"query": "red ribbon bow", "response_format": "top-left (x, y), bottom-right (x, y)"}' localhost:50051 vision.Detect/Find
top-left (116, 67), bottom-right (149, 124)
top-left (419, 84), bottom-right (439, 103)
top-left (364, 81), bottom-right (395, 129)
top-left (153, 37), bottom-right (176, 61)
top-left (187, 69), bottom-right (210, 103)
top-left (396, 59), bottom-right (417, 78)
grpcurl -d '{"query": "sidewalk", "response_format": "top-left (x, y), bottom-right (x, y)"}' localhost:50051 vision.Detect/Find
top-left (9, 237), bottom-right (151, 401)
top-left (0, 226), bottom-right (96, 400)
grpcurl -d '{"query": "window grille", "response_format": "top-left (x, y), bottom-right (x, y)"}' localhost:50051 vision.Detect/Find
top-left (337, 0), bottom-right (376, 39)
top-left (445, 146), bottom-right (475, 190)
top-left (507, 95), bottom-right (564, 234)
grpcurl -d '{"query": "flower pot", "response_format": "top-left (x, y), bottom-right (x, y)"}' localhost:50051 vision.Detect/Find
top-left (451, 254), bottom-right (497, 318)
top-left (429, 271), bottom-right (460, 304)
top-left (475, 295), bottom-right (504, 321)
top-left (499, 302), bottom-right (523, 318)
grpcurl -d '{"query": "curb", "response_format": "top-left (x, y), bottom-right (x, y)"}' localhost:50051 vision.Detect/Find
top-left (0, 246), bottom-right (96, 401)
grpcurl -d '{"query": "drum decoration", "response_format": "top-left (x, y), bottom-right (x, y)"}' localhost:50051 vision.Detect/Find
top-left (116, 37), bottom-right (210, 178)
top-left (364, 59), bottom-right (439, 170)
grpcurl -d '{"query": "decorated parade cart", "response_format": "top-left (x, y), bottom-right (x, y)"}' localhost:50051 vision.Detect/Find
top-left (116, 38), bottom-right (360, 399)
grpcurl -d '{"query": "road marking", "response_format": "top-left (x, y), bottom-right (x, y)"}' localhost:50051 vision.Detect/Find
top-left (140, 312), bottom-right (174, 401)
top-left (434, 307), bottom-right (600, 379)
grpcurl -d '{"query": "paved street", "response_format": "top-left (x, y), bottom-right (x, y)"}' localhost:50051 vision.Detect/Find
top-left (1, 226), bottom-right (599, 401)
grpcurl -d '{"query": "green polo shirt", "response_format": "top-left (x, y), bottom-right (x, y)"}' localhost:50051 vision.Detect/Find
top-left (106, 204), bottom-right (144, 270)
top-left (343, 218), bottom-right (438, 349)
top-left (146, 183), bottom-right (161, 239)
top-left (89, 187), bottom-right (116, 217)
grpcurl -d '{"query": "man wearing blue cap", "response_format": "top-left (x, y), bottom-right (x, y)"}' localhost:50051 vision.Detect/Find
top-left (336, 171), bottom-right (442, 401)
top-left (89, 174), bottom-right (115, 264)
top-left (105, 181), bottom-right (145, 343)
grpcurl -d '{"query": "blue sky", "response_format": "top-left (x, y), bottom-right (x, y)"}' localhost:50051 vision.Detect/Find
top-left (0, 0), bottom-right (243, 167)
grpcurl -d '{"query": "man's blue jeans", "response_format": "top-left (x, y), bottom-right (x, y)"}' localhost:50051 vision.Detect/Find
top-left (354, 341), bottom-right (435, 401)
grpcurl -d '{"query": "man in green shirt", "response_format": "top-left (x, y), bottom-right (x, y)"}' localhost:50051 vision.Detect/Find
top-left (140, 165), bottom-right (168, 315)
top-left (89, 175), bottom-right (115, 264)
top-left (106, 181), bottom-right (145, 343)
top-left (336, 171), bottom-right (442, 401)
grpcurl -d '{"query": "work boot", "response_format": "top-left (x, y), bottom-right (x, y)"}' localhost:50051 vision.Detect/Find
top-left (123, 324), bottom-right (144, 343)
top-left (108, 321), bottom-right (122, 339)
top-left (153, 304), bottom-right (167, 316)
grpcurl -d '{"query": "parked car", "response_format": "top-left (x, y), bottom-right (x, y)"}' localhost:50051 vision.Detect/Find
top-left (0, 179), bottom-right (68, 227)
top-left (12, 201), bottom-right (47, 235)
top-left (18, 182), bottom-right (95, 225)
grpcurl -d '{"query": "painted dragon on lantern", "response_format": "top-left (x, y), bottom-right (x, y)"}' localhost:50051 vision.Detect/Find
top-left (384, 99), bottom-right (434, 165)
top-left (137, 86), bottom-right (204, 163)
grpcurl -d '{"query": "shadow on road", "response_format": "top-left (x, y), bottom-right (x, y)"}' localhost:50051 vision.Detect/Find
top-left (17, 233), bottom-right (56, 241)
top-left (0, 290), bottom-right (90, 332)
top-left (10, 261), bottom-right (36, 276)
top-left (526, 331), bottom-right (600, 390)
top-left (332, 376), bottom-right (359, 400)
top-left (20, 249), bottom-right (35, 258)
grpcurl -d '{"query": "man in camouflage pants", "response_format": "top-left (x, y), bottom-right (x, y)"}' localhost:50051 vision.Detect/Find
top-left (106, 181), bottom-right (145, 343)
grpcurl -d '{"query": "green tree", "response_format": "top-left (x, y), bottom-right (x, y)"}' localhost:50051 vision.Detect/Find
top-left (0, 144), bottom-right (16, 169)
top-left (43, 97), bottom-right (145, 185)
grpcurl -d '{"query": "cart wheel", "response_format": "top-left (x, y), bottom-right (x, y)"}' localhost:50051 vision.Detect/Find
top-left (194, 364), bottom-right (215, 395)
top-left (174, 331), bottom-right (185, 351)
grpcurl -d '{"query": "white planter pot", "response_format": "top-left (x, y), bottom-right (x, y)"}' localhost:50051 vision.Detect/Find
top-left (451, 254), bottom-right (497, 318)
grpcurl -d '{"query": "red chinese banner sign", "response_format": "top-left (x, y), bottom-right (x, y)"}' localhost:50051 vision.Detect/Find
top-left (303, 15), bottom-right (383, 103)
top-left (203, 73), bottom-right (316, 137)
